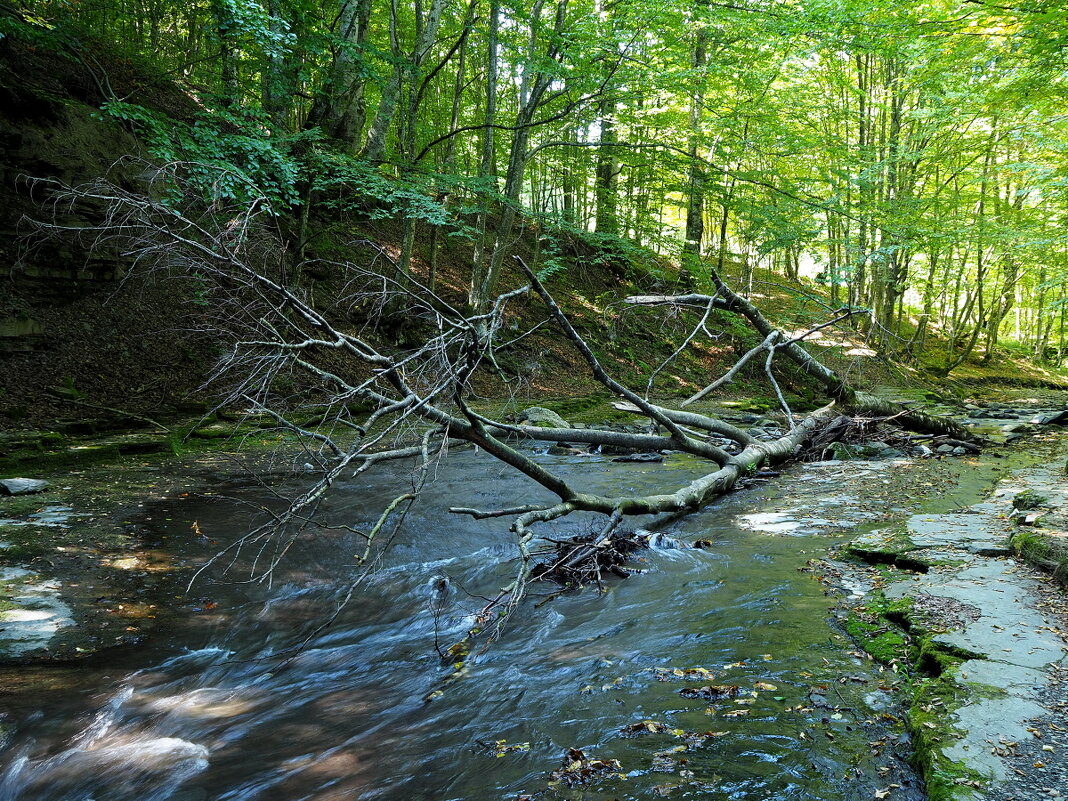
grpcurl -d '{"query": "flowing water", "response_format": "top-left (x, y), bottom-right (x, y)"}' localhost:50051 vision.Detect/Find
top-left (0, 448), bottom-right (980, 801)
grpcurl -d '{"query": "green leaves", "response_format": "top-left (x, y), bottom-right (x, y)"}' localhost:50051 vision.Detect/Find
top-left (100, 101), bottom-right (301, 210)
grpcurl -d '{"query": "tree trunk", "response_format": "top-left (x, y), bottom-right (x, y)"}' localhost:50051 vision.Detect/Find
top-left (307, 0), bottom-right (374, 146)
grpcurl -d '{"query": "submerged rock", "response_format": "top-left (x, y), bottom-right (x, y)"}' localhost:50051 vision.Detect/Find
top-left (611, 452), bottom-right (664, 463)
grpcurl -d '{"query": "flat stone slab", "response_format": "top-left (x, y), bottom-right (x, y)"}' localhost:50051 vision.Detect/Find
top-left (886, 559), bottom-right (1066, 668)
top-left (956, 659), bottom-right (1047, 697)
top-left (851, 450), bottom-right (1068, 799)
top-left (943, 696), bottom-right (1050, 781)
top-left (0, 478), bottom-right (51, 496)
top-left (906, 513), bottom-right (1011, 555)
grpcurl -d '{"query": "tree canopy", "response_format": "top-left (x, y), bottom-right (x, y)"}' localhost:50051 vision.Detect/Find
top-left (5, 0), bottom-right (1068, 366)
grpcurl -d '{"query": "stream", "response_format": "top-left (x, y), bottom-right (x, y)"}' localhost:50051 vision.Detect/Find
top-left (0, 447), bottom-right (1013, 800)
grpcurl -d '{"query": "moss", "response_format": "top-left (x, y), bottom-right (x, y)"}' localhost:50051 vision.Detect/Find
top-left (846, 525), bottom-right (920, 566)
top-left (844, 596), bottom-right (910, 665)
top-left (913, 635), bottom-right (975, 676)
top-left (0, 442), bottom-right (122, 477)
top-left (0, 493), bottom-right (61, 516)
top-left (907, 676), bottom-right (987, 801)
top-left (872, 563), bottom-right (912, 584)
top-left (845, 591), bottom-right (992, 800)
top-left (1011, 530), bottom-right (1068, 585)
top-left (1011, 490), bottom-right (1048, 511)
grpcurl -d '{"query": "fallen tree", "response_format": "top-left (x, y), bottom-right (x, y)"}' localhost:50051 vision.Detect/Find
top-left (25, 160), bottom-right (975, 639)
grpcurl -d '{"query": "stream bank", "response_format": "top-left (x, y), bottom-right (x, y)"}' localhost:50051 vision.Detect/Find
top-left (841, 434), bottom-right (1068, 801)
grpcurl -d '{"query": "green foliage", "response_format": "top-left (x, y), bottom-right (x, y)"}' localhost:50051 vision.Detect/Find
top-left (99, 100), bottom-right (303, 210)
top-left (213, 0), bottom-right (293, 57)
top-left (11, 0), bottom-right (1068, 360)
top-left (311, 155), bottom-right (467, 230)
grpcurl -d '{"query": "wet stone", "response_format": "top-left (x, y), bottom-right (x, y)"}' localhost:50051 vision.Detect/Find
top-left (0, 478), bottom-right (50, 496)
top-left (611, 452), bottom-right (664, 463)
top-left (943, 697), bottom-right (1050, 781)
top-left (1032, 410), bottom-right (1068, 426)
top-left (905, 513), bottom-right (1010, 555)
top-left (956, 659), bottom-right (1047, 697)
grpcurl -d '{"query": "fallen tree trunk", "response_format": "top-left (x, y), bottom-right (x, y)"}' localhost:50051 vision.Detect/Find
top-left (624, 272), bottom-right (972, 441)
top-left (27, 162), bottom-right (976, 643)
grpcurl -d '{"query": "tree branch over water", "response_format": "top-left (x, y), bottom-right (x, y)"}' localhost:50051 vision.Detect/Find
top-left (25, 160), bottom-right (973, 645)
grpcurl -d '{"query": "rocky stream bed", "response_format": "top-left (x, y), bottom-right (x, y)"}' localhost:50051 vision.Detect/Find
top-left (0, 390), bottom-right (1067, 800)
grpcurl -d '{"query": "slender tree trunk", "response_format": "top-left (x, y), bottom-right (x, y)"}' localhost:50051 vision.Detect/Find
top-left (682, 1), bottom-right (709, 269)
top-left (470, 0), bottom-right (500, 307)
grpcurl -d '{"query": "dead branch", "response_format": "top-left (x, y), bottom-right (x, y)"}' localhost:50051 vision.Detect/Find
top-left (25, 161), bottom-right (963, 648)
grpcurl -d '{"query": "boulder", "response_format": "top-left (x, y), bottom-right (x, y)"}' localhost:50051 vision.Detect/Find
top-left (612, 452), bottom-right (664, 463)
top-left (519, 407), bottom-right (571, 428)
top-left (0, 478), bottom-right (50, 496)
top-left (1031, 410), bottom-right (1068, 426)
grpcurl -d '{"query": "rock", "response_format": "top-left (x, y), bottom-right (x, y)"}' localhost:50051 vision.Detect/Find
top-left (0, 478), bottom-right (50, 496)
top-left (936, 444), bottom-right (956, 454)
top-left (829, 441), bottom-right (906, 460)
top-left (1014, 510), bottom-right (1042, 526)
top-left (855, 441), bottom-right (907, 459)
top-left (913, 444), bottom-right (934, 458)
top-left (826, 442), bottom-right (859, 460)
top-left (952, 446), bottom-right (968, 455)
top-left (612, 452), bottom-right (664, 463)
top-left (1031, 410), bottom-right (1068, 425)
top-left (519, 407), bottom-right (571, 428)
top-left (547, 445), bottom-right (585, 456)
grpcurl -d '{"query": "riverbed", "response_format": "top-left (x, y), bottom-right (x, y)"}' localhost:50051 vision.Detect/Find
top-left (0, 443), bottom-right (1041, 800)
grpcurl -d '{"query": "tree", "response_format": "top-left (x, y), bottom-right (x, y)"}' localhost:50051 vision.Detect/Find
top-left (27, 162), bottom-right (972, 639)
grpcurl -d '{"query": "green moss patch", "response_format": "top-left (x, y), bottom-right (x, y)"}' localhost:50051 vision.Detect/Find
top-left (1011, 529), bottom-right (1068, 585)
top-left (908, 677), bottom-right (987, 801)
top-left (844, 595), bottom-right (913, 665)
